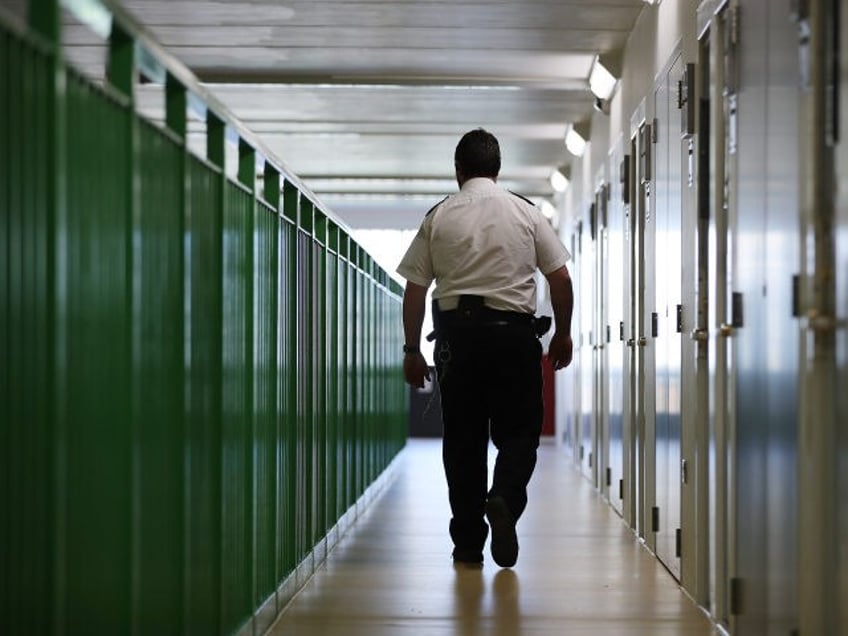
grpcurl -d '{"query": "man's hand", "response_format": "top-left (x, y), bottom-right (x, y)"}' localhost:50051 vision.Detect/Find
top-left (404, 352), bottom-right (431, 388)
top-left (547, 332), bottom-right (573, 370)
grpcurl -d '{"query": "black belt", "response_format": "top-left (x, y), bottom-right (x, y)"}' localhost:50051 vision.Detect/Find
top-left (439, 308), bottom-right (534, 327)
top-left (427, 295), bottom-right (550, 341)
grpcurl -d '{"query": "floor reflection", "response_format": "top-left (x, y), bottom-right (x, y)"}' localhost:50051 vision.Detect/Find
top-left (452, 566), bottom-right (521, 636)
top-left (491, 569), bottom-right (520, 636)
top-left (452, 564), bottom-right (484, 635)
top-left (269, 440), bottom-right (716, 635)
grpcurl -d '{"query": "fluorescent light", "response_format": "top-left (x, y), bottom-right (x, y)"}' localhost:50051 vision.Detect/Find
top-left (589, 57), bottom-right (617, 100)
top-left (565, 125), bottom-right (587, 157)
top-left (540, 201), bottom-right (557, 220)
top-left (549, 169), bottom-right (569, 192)
top-left (60, 0), bottom-right (113, 39)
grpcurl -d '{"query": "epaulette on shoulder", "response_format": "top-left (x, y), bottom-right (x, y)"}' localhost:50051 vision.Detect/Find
top-left (508, 190), bottom-right (536, 206)
top-left (425, 196), bottom-right (449, 217)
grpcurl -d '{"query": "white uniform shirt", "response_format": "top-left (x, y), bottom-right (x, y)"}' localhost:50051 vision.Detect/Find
top-left (397, 177), bottom-right (571, 314)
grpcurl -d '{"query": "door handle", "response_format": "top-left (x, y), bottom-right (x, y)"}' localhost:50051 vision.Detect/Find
top-left (690, 328), bottom-right (708, 342)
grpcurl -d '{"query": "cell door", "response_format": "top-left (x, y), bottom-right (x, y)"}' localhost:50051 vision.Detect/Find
top-left (606, 140), bottom-right (627, 517)
top-left (593, 182), bottom-right (610, 497)
top-left (638, 118), bottom-right (656, 549)
top-left (836, 0), bottom-right (848, 631)
top-left (579, 208), bottom-right (596, 482)
top-left (699, 5), bottom-right (737, 628)
top-left (653, 52), bottom-right (685, 580)
top-left (796, 0), bottom-right (841, 634)
top-left (627, 110), bottom-right (656, 544)
top-left (560, 229), bottom-right (581, 457)
top-left (623, 135), bottom-right (638, 530)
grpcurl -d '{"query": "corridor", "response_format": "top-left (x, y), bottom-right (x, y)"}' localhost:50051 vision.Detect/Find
top-left (268, 440), bottom-right (716, 635)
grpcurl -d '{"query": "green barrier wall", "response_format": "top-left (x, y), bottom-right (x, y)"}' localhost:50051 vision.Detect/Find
top-left (0, 5), bottom-right (406, 634)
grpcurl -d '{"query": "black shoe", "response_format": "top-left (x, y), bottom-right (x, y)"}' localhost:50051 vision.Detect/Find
top-left (485, 496), bottom-right (518, 568)
top-left (452, 548), bottom-right (484, 567)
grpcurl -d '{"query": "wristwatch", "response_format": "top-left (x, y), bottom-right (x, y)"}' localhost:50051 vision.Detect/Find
top-left (403, 344), bottom-right (419, 355)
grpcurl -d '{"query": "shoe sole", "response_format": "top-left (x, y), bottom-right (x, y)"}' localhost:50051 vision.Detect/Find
top-left (485, 497), bottom-right (518, 568)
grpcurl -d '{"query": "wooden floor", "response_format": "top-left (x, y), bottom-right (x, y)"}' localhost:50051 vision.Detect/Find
top-left (268, 439), bottom-right (718, 635)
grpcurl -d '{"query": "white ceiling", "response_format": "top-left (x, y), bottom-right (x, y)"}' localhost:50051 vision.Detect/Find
top-left (18, 0), bottom-right (646, 228)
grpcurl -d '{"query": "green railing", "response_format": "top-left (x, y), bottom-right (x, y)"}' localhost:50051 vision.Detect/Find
top-left (0, 1), bottom-right (407, 634)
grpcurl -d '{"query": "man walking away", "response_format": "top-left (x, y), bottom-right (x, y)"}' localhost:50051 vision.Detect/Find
top-left (397, 128), bottom-right (574, 568)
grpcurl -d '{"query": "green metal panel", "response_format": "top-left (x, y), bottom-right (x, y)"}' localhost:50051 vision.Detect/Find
top-left (132, 119), bottom-right (185, 634)
top-left (313, 215), bottom-right (327, 539)
top-left (1, 26), bottom-right (54, 636)
top-left (280, 182), bottom-right (298, 579)
top-left (339, 235), bottom-right (353, 511)
top-left (0, 29), bottom-right (7, 629)
top-left (185, 154), bottom-right (223, 636)
top-left (2, 8), bottom-right (406, 634)
top-left (62, 71), bottom-right (133, 634)
top-left (295, 206), bottom-right (312, 562)
top-left (220, 182), bottom-right (254, 631)
top-left (352, 265), bottom-right (362, 498)
top-left (326, 225), bottom-right (340, 521)
top-left (253, 199), bottom-right (279, 609)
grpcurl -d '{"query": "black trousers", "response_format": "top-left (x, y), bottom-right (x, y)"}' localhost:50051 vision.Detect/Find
top-left (435, 324), bottom-right (543, 556)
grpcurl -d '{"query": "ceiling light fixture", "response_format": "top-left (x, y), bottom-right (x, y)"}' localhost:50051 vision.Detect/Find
top-left (549, 168), bottom-right (570, 193)
top-left (539, 201), bottom-right (557, 220)
top-left (565, 122), bottom-right (590, 157)
top-left (589, 56), bottom-right (617, 101)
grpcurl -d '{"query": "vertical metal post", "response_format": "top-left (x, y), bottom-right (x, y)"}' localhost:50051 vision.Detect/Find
top-left (263, 163), bottom-right (280, 211)
top-left (21, 0), bottom-right (64, 630)
top-left (798, 0), bottom-right (839, 633)
top-left (28, 0), bottom-right (59, 43)
top-left (165, 73), bottom-right (187, 140)
top-left (281, 179), bottom-right (299, 576)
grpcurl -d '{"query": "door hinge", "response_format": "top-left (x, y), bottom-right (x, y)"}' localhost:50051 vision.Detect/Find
top-left (606, 467), bottom-right (612, 487)
top-left (621, 155), bottom-right (631, 204)
top-left (652, 117), bottom-right (659, 143)
top-left (729, 577), bottom-right (743, 615)
top-left (651, 506), bottom-right (660, 533)
top-left (729, 4), bottom-right (740, 47)
top-left (731, 291), bottom-right (744, 328)
top-left (792, 274), bottom-right (801, 317)
top-left (652, 311), bottom-right (659, 338)
top-left (640, 125), bottom-right (652, 181)
top-left (579, 445), bottom-right (584, 460)
top-left (680, 63), bottom-right (696, 138)
top-left (606, 324), bottom-right (611, 343)
top-left (588, 451), bottom-right (593, 468)
top-left (676, 304), bottom-right (683, 333)
top-left (827, 0), bottom-right (840, 143)
top-left (619, 478), bottom-right (624, 500)
top-left (619, 321), bottom-right (625, 341)
top-left (675, 528), bottom-right (682, 558)
top-left (790, 0), bottom-right (809, 22)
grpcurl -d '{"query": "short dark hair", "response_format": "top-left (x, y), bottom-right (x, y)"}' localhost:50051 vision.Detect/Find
top-left (454, 128), bottom-right (501, 179)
